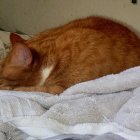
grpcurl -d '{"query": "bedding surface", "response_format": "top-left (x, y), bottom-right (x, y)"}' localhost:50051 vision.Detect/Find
top-left (0, 31), bottom-right (140, 140)
top-left (0, 124), bottom-right (127, 140)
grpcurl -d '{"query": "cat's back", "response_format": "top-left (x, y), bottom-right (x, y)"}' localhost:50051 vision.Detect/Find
top-left (28, 16), bottom-right (140, 50)
top-left (54, 16), bottom-right (140, 51)
top-left (26, 16), bottom-right (140, 88)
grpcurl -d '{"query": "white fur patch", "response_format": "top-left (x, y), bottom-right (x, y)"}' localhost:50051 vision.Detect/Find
top-left (39, 66), bottom-right (53, 86)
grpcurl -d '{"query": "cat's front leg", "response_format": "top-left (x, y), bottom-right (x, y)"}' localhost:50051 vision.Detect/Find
top-left (14, 86), bottom-right (46, 93)
top-left (0, 86), bottom-right (13, 90)
top-left (14, 85), bottom-right (64, 95)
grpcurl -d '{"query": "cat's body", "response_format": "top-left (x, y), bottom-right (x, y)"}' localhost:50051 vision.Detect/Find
top-left (0, 16), bottom-right (140, 94)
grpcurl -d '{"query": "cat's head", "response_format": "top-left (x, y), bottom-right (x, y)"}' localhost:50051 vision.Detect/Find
top-left (0, 33), bottom-right (41, 88)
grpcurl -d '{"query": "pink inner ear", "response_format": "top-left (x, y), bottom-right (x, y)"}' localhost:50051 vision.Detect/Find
top-left (11, 43), bottom-right (32, 66)
top-left (10, 33), bottom-right (25, 45)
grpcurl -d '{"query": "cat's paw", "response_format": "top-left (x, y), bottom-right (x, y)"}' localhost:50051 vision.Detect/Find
top-left (47, 85), bottom-right (64, 95)
top-left (14, 87), bottom-right (31, 92)
top-left (0, 85), bottom-right (13, 90)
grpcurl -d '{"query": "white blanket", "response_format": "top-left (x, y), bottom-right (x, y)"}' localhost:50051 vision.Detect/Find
top-left (0, 66), bottom-right (139, 140)
top-left (0, 30), bottom-right (140, 140)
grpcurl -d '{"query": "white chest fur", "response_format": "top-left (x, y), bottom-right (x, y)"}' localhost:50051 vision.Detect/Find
top-left (39, 66), bottom-right (53, 86)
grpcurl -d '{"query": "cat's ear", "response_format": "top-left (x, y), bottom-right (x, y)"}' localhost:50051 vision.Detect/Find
top-left (10, 33), bottom-right (25, 45)
top-left (10, 43), bottom-right (32, 67)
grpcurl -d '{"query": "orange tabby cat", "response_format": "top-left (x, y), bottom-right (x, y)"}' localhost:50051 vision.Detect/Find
top-left (0, 16), bottom-right (140, 94)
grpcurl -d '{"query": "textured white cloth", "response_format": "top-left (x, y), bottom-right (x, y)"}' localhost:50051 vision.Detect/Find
top-left (0, 66), bottom-right (139, 140)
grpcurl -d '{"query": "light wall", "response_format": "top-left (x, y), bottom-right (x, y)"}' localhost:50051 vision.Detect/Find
top-left (0, 0), bottom-right (140, 35)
